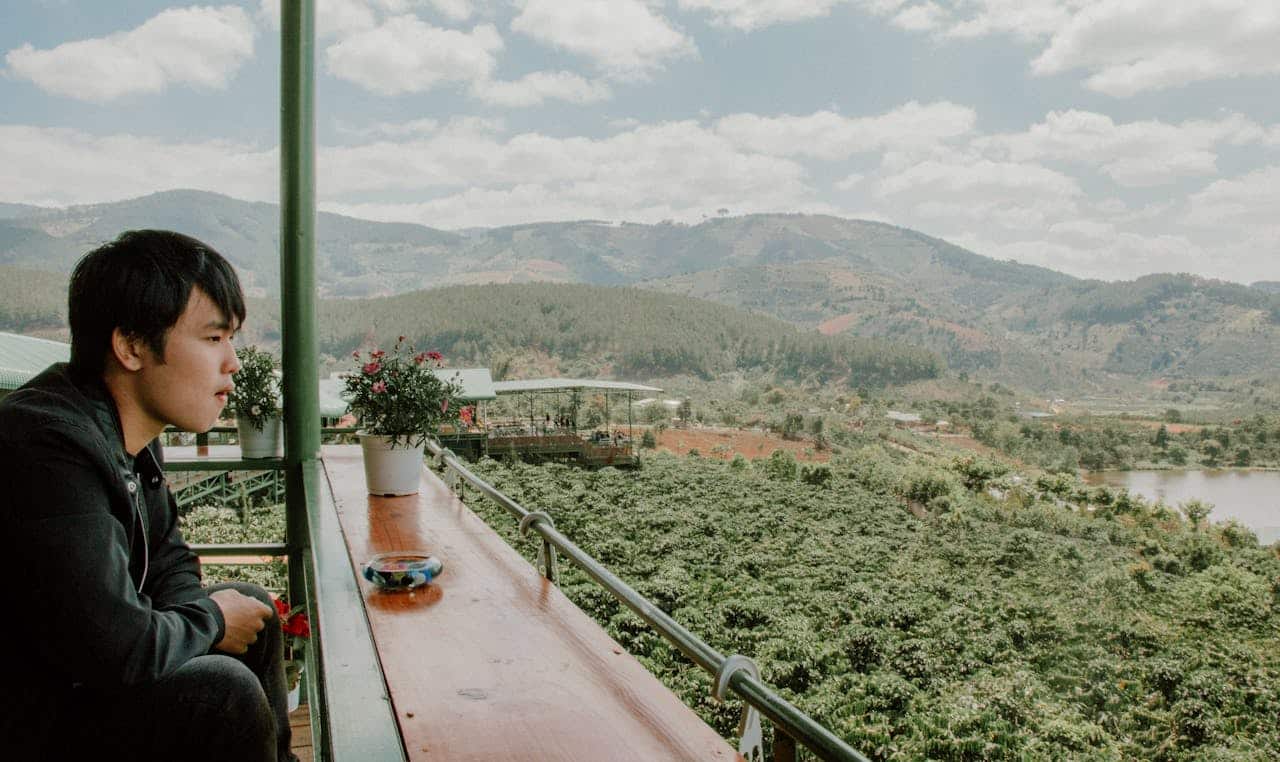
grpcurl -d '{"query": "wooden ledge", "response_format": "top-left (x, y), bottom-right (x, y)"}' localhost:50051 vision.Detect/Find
top-left (322, 444), bottom-right (741, 761)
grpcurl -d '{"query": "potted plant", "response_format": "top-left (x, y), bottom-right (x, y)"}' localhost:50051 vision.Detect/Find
top-left (343, 337), bottom-right (462, 495)
top-left (272, 598), bottom-right (310, 711)
top-left (229, 345), bottom-right (282, 458)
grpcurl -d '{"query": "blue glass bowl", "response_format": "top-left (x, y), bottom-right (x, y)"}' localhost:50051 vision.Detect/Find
top-left (362, 552), bottom-right (443, 590)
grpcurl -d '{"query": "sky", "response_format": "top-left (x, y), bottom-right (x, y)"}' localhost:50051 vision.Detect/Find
top-left (2, 1), bottom-right (1279, 284)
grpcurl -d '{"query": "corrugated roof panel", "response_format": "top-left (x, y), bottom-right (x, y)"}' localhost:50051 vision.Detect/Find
top-left (0, 333), bottom-right (70, 390)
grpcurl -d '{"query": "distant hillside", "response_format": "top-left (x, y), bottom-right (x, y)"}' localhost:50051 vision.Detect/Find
top-left (0, 265), bottom-right (67, 334)
top-left (0, 190), bottom-right (463, 297)
top-left (1253, 281), bottom-right (1280, 295)
top-left (301, 283), bottom-right (942, 386)
top-left (2, 190), bottom-right (1276, 390)
top-left (0, 202), bottom-right (48, 220)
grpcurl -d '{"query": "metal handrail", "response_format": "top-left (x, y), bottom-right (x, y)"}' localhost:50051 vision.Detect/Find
top-left (424, 439), bottom-right (868, 762)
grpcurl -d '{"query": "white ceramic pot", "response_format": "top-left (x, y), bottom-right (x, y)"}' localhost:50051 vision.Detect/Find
top-left (237, 415), bottom-right (283, 459)
top-left (359, 433), bottom-right (425, 495)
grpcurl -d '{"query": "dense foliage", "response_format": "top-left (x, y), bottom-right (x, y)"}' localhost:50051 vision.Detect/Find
top-left (180, 501), bottom-right (287, 592)
top-left (344, 339), bottom-right (462, 445)
top-left (228, 345), bottom-right (280, 430)
top-left (923, 396), bottom-right (1280, 471)
top-left (462, 449), bottom-right (1280, 760)
top-left (311, 283), bottom-right (942, 387)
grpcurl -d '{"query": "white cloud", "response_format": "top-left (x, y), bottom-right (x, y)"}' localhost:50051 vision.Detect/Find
top-left (0, 125), bottom-right (275, 207)
top-left (5, 5), bottom-right (255, 102)
top-left (257, 0), bottom-right (477, 36)
top-left (325, 17), bottom-right (502, 95)
top-left (427, 0), bottom-right (478, 21)
top-left (977, 110), bottom-right (1268, 187)
top-left (853, 0), bottom-right (1072, 41)
top-left (1048, 218), bottom-right (1114, 244)
top-left (1032, 0), bottom-right (1280, 96)
top-left (1185, 165), bottom-right (1280, 228)
top-left (835, 172), bottom-right (865, 190)
top-left (715, 101), bottom-right (976, 160)
top-left (473, 71), bottom-right (611, 107)
top-left (936, 0), bottom-right (1074, 41)
top-left (316, 119), bottom-right (814, 226)
top-left (257, 0), bottom-right (377, 38)
top-left (678, 0), bottom-right (851, 31)
top-left (875, 157), bottom-right (1082, 231)
top-left (322, 118), bottom-right (805, 192)
top-left (890, 2), bottom-right (946, 32)
top-left (512, 0), bottom-right (695, 78)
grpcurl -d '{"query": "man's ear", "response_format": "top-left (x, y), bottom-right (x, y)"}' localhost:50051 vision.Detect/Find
top-left (110, 328), bottom-right (147, 372)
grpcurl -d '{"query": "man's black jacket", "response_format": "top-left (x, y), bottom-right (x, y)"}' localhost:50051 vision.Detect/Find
top-left (0, 363), bottom-right (226, 756)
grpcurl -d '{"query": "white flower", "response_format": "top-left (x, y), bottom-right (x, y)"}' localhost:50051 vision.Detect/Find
top-left (251, 405), bottom-right (262, 416)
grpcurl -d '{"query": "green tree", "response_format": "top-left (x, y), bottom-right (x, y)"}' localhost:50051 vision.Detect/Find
top-left (1153, 424), bottom-right (1169, 449)
top-left (1180, 499), bottom-right (1213, 530)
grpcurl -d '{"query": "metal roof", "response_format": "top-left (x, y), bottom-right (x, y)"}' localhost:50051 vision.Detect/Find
top-left (436, 368), bottom-right (497, 401)
top-left (0, 333), bottom-right (71, 390)
top-left (492, 378), bottom-right (663, 394)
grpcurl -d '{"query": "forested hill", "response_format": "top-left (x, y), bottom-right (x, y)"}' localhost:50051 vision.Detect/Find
top-left (297, 283), bottom-right (942, 386)
top-left (4, 189), bottom-right (1278, 389)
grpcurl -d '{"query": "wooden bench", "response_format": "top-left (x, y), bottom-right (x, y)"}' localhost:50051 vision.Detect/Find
top-left (322, 445), bottom-right (742, 760)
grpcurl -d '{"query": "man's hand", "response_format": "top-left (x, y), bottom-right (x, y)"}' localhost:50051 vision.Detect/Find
top-left (209, 589), bottom-right (273, 654)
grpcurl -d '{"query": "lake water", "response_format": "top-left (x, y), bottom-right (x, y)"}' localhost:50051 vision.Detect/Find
top-left (1083, 470), bottom-right (1280, 545)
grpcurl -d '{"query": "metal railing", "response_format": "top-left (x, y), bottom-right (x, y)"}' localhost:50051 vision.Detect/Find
top-left (425, 440), bottom-right (869, 762)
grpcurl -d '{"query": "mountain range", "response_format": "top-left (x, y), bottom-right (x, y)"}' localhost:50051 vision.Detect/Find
top-left (2, 189), bottom-right (1277, 392)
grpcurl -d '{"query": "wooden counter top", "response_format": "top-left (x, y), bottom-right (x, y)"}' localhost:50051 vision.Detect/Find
top-left (321, 445), bottom-right (741, 761)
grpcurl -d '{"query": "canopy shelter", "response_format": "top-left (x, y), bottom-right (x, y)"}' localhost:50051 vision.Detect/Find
top-left (488, 378), bottom-right (662, 466)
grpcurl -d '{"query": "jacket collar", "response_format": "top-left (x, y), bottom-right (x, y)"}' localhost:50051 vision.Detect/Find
top-left (65, 363), bottom-right (163, 480)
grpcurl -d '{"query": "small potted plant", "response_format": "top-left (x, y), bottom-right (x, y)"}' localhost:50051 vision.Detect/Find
top-left (229, 345), bottom-right (282, 458)
top-left (343, 337), bottom-right (462, 495)
top-left (272, 598), bottom-right (310, 711)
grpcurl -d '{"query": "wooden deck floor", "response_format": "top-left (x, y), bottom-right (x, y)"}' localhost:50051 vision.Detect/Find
top-left (322, 445), bottom-right (741, 761)
top-left (290, 703), bottom-right (312, 762)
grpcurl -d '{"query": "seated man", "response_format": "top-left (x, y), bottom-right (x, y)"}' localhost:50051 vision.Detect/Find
top-left (0, 230), bottom-right (294, 761)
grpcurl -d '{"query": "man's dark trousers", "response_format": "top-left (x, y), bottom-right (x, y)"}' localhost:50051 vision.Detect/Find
top-left (61, 582), bottom-right (294, 761)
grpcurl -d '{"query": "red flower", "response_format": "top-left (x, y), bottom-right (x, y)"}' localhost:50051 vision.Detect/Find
top-left (370, 349), bottom-right (386, 359)
top-left (273, 598), bottom-right (310, 638)
top-left (398, 335), bottom-right (406, 343)
top-left (283, 612), bottom-right (311, 639)
top-left (351, 350), bottom-right (360, 358)
top-left (413, 352), bottom-right (427, 365)
top-left (440, 398), bottom-right (449, 413)
top-left (426, 350), bottom-right (443, 362)
top-left (372, 381), bottom-right (387, 394)
top-left (363, 362), bottom-right (381, 375)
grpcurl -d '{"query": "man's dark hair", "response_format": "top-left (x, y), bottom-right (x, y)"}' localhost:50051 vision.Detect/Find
top-left (68, 230), bottom-right (246, 377)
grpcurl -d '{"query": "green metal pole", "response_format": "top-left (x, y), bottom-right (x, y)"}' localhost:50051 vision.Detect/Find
top-left (280, 0), bottom-right (318, 608)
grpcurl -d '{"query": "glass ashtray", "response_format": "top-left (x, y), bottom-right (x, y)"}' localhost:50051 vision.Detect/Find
top-left (361, 552), bottom-right (444, 590)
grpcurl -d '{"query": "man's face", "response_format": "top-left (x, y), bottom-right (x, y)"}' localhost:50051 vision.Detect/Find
top-left (133, 287), bottom-right (241, 434)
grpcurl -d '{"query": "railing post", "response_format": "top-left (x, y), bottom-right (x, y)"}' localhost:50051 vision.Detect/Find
top-left (280, 0), bottom-right (319, 612)
top-left (774, 730), bottom-right (798, 762)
